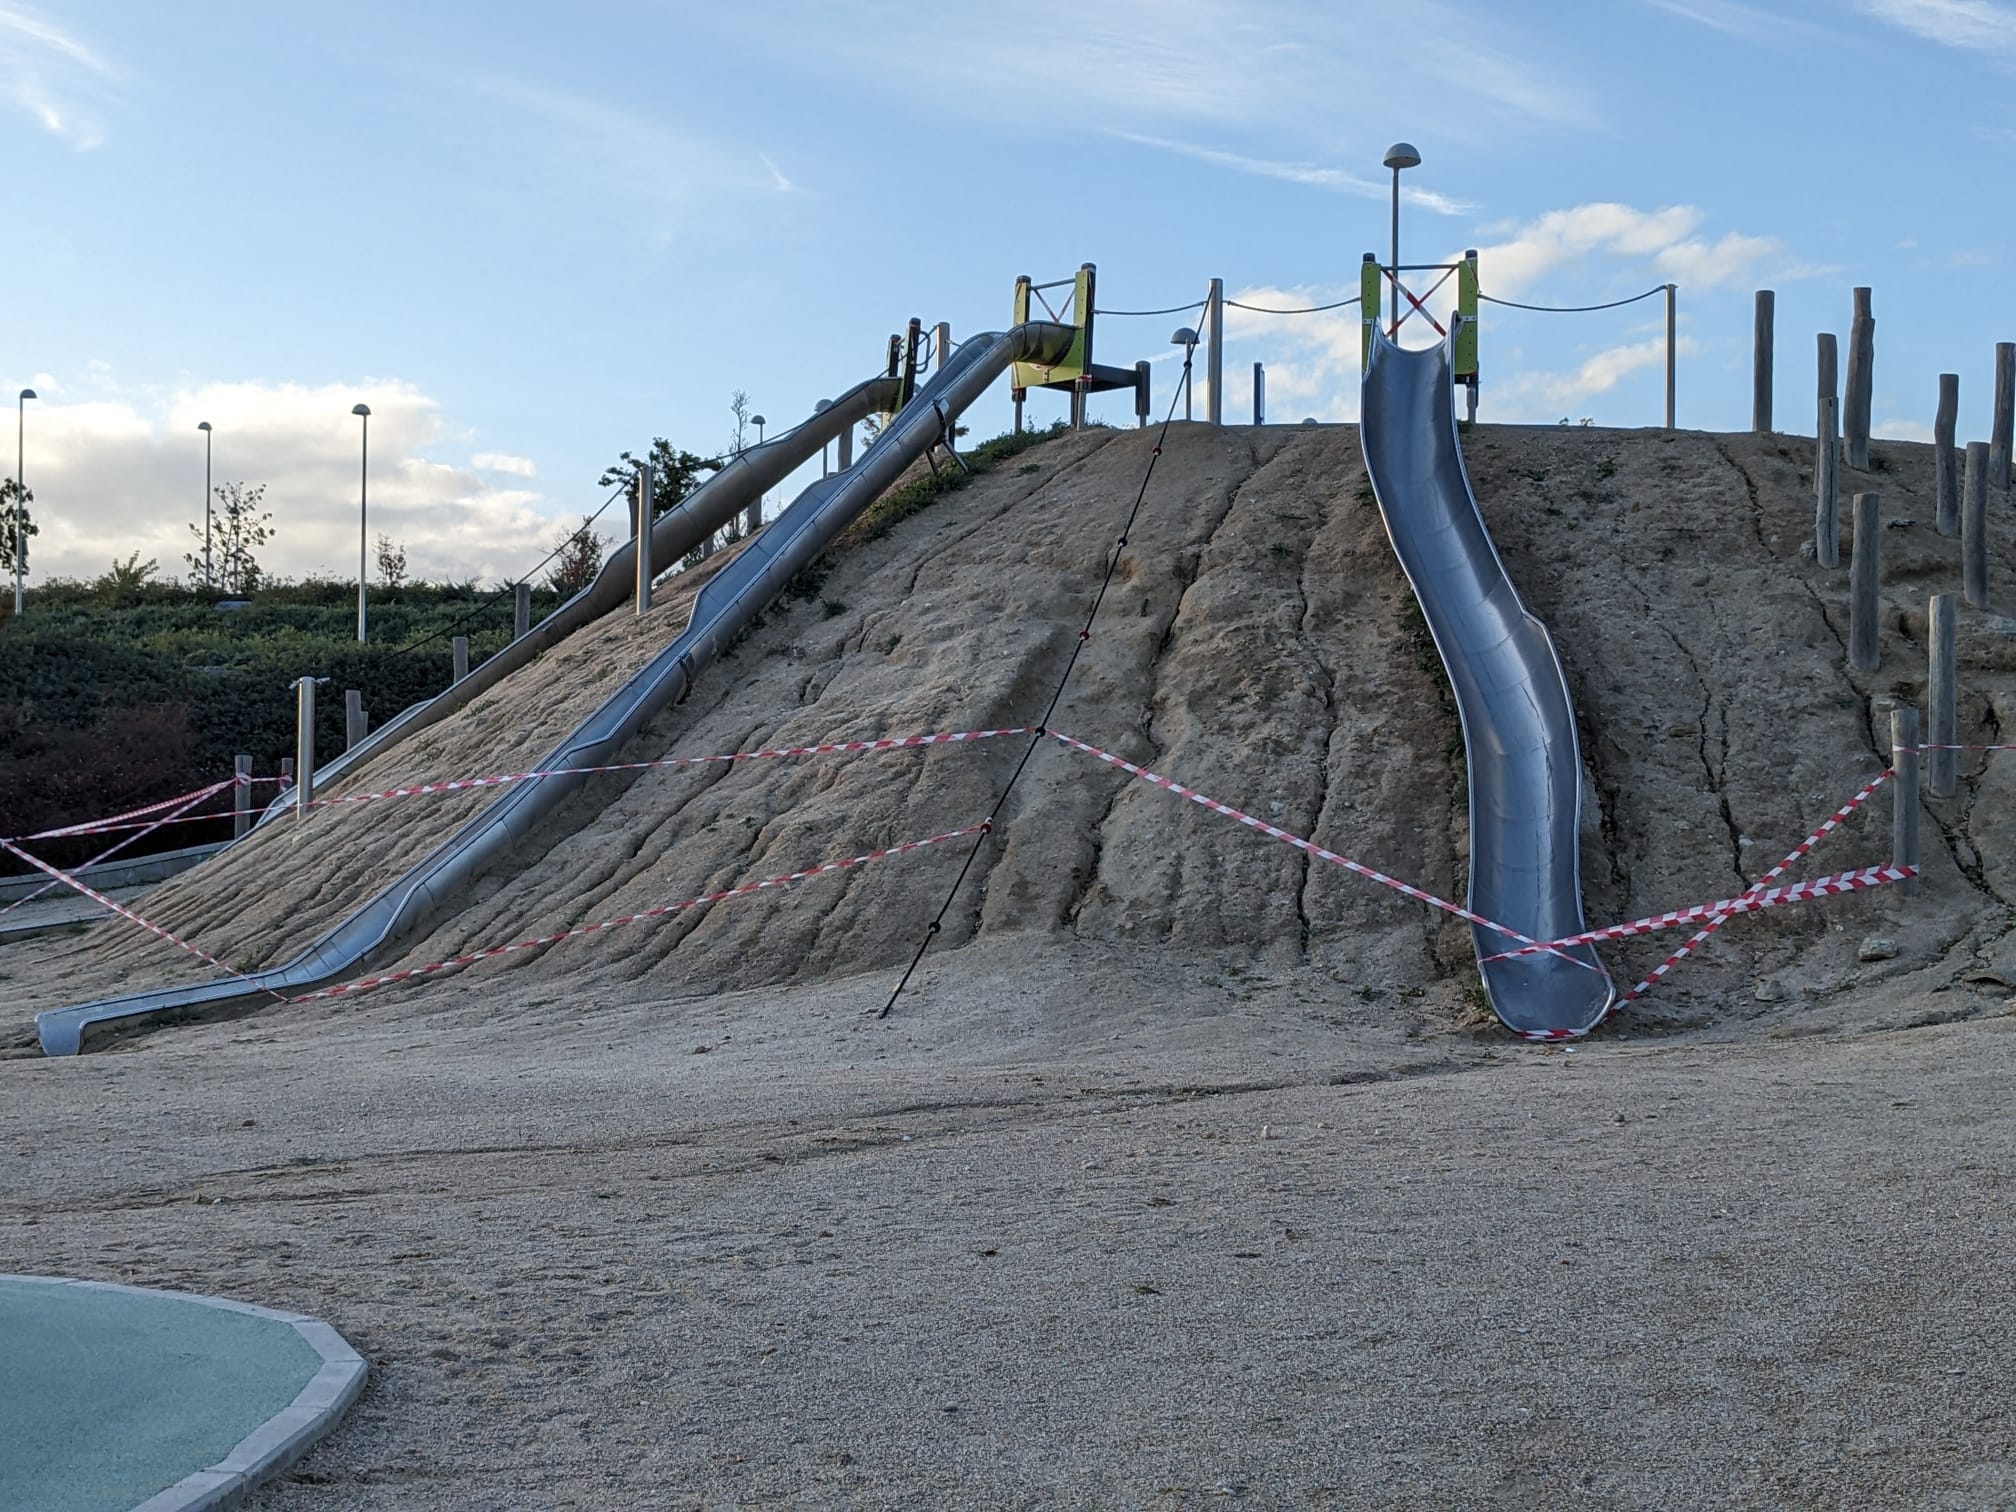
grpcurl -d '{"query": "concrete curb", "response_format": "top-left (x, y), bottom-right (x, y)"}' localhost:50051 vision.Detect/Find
top-left (0, 1275), bottom-right (366, 1512)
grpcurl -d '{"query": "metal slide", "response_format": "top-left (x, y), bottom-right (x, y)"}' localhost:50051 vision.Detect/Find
top-left (38, 322), bottom-right (1077, 1054)
top-left (1359, 326), bottom-right (1615, 1037)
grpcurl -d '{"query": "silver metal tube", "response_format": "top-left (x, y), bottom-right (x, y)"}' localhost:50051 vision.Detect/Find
top-left (295, 679), bottom-right (316, 817)
top-left (1928, 593), bottom-right (1957, 799)
top-left (234, 755), bottom-right (252, 840)
top-left (1665, 285), bottom-right (1677, 429)
top-left (1253, 361), bottom-right (1265, 425)
top-left (514, 581), bottom-right (531, 639)
top-left (1891, 705), bottom-right (1920, 894)
top-left (356, 413), bottom-right (369, 643)
top-left (635, 459), bottom-right (654, 616)
top-left (451, 637), bottom-right (469, 684)
top-left (1390, 168), bottom-right (1401, 339)
top-left (345, 688), bottom-right (365, 750)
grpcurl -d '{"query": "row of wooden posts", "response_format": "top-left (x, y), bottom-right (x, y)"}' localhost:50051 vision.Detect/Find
top-left (1752, 286), bottom-right (2003, 894)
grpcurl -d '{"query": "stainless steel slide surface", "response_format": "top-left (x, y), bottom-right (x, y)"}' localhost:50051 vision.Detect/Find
top-left (1359, 327), bottom-right (1614, 1038)
top-left (38, 323), bottom-right (1076, 1054)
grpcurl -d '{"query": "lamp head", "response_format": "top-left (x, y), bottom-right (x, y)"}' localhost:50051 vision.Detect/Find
top-left (1170, 327), bottom-right (1199, 348)
top-left (351, 403), bottom-right (371, 417)
top-left (198, 420), bottom-right (211, 433)
top-left (751, 415), bottom-right (767, 427)
top-left (18, 388), bottom-right (35, 402)
top-left (1383, 141), bottom-right (1422, 171)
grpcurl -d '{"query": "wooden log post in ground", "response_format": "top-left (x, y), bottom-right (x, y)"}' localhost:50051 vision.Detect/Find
top-left (513, 581), bottom-right (531, 639)
top-left (1964, 441), bottom-right (1992, 609)
top-left (1816, 395), bottom-right (1841, 568)
top-left (1850, 491), bottom-right (1881, 672)
top-left (344, 689), bottom-right (365, 751)
top-left (1892, 705), bottom-right (1921, 895)
top-left (234, 754), bottom-right (253, 840)
top-left (1993, 342), bottom-right (2015, 491)
top-left (1845, 287), bottom-right (1875, 468)
top-left (1936, 373), bottom-right (1960, 536)
top-left (1928, 593), bottom-right (1958, 799)
top-left (1753, 290), bottom-right (1775, 432)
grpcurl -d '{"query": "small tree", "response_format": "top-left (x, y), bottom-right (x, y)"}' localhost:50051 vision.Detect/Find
top-left (186, 481), bottom-right (272, 594)
top-left (596, 438), bottom-right (721, 523)
top-left (0, 478), bottom-right (36, 577)
top-left (93, 552), bottom-right (159, 603)
top-left (374, 533), bottom-right (408, 588)
top-left (727, 390), bottom-right (752, 457)
top-left (545, 513), bottom-right (604, 596)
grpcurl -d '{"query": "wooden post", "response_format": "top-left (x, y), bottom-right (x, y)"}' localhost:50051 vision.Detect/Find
top-left (1134, 361), bottom-right (1150, 429)
top-left (635, 460), bottom-right (654, 616)
top-left (1752, 289), bottom-right (1774, 432)
top-left (1815, 395), bottom-right (1841, 568)
top-left (294, 679), bottom-right (315, 816)
top-left (1253, 362), bottom-right (1265, 426)
top-left (1928, 593), bottom-right (1957, 799)
top-left (1993, 342), bottom-right (2015, 490)
top-left (1664, 284), bottom-right (1677, 430)
top-left (1891, 705), bottom-right (1921, 895)
top-left (1850, 492), bottom-right (1881, 671)
top-left (234, 754), bottom-right (252, 840)
top-left (934, 321), bottom-right (951, 373)
top-left (1816, 331), bottom-right (1838, 415)
top-left (1845, 287), bottom-right (1874, 468)
top-left (1205, 277), bottom-right (1224, 425)
top-left (1935, 374), bottom-right (1960, 537)
top-left (452, 635), bottom-right (470, 683)
top-left (514, 581), bottom-right (531, 639)
top-left (280, 757), bottom-right (294, 796)
top-left (1964, 440), bottom-right (1991, 609)
top-left (344, 688), bottom-right (365, 751)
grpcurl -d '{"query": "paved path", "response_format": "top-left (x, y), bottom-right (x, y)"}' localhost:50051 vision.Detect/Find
top-left (0, 1276), bottom-right (364, 1511)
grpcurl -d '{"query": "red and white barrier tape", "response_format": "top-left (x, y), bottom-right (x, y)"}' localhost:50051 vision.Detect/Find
top-left (1042, 728), bottom-right (1599, 972)
top-left (18, 778), bottom-right (238, 842)
top-left (289, 821), bottom-right (988, 1003)
top-left (2, 782), bottom-right (234, 919)
top-left (0, 836), bottom-right (288, 1002)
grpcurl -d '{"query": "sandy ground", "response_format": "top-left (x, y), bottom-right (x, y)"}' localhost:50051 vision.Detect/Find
top-left (4, 419), bottom-right (2015, 1505)
top-left (4, 943), bottom-right (2015, 1509)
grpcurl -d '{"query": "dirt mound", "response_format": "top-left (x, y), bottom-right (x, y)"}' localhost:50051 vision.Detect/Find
top-left (4, 420), bottom-right (2011, 1050)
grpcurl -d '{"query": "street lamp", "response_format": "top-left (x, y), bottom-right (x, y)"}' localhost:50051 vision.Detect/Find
top-left (13, 388), bottom-right (34, 616)
top-left (752, 414), bottom-right (766, 445)
top-left (813, 399), bottom-right (833, 475)
top-left (351, 403), bottom-right (370, 642)
top-left (1171, 327), bottom-right (1199, 421)
top-left (197, 421), bottom-right (213, 591)
top-left (1383, 142), bottom-right (1421, 339)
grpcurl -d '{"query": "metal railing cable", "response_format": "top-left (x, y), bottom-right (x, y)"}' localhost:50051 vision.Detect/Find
top-left (1479, 285), bottom-right (1669, 314)
top-left (878, 345), bottom-right (1199, 1019)
top-left (1093, 300), bottom-right (1207, 317)
top-left (1226, 295), bottom-right (1361, 314)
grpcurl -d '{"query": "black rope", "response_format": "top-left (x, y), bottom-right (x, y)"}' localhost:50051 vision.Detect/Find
top-left (878, 350), bottom-right (1196, 1019)
top-left (1225, 295), bottom-right (1361, 314)
top-left (1093, 300), bottom-right (1208, 318)
top-left (1479, 285), bottom-right (1669, 314)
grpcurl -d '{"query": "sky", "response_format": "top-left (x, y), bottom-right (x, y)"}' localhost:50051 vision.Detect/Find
top-left (4, 0), bottom-right (2015, 587)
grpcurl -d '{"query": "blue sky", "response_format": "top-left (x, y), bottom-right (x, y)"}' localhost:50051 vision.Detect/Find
top-left (5, 0), bottom-right (2015, 585)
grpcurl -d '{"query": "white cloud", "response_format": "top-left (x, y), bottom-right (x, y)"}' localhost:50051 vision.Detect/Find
top-left (1643, 0), bottom-right (1824, 41)
top-left (1114, 133), bottom-right (1472, 214)
top-left (1491, 336), bottom-right (1701, 420)
top-left (1874, 416), bottom-right (1936, 441)
top-left (1859, 0), bottom-right (2016, 57)
top-left (4, 373), bottom-right (586, 587)
top-left (0, 2), bottom-right (118, 149)
top-left (472, 452), bottom-right (538, 478)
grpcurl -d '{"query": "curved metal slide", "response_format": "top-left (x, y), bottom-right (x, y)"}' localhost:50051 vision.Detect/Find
top-left (1359, 326), bottom-right (1615, 1037)
top-left (38, 323), bottom-right (1076, 1054)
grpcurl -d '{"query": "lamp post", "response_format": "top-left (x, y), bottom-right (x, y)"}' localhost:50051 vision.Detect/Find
top-left (197, 421), bottom-right (213, 591)
top-left (752, 414), bottom-right (766, 445)
top-left (13, 388), bottom-right (34, 616)
top-left (814, 398), bottom-right (833, 475)
top-left (1383, 141), bottom-right (1421, 339)
top-left (351, 403), bottom-right (370, 642)
top-left (1171, 327), bottom-right (1199, 421)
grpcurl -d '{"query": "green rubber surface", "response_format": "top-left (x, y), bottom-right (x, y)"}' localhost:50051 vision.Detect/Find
top-left (0, 1277), bottom-right (324, 1512)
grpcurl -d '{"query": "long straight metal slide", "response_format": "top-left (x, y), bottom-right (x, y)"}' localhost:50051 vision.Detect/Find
top-left (1359, 326), bottom-right (1615, 1037)
top-left (38, 322), bottom-right (1077, 1054)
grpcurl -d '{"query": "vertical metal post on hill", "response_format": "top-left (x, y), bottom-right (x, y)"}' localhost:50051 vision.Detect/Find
top-left (451, 638), bottom-right (469, 684)
top-left (1928, 593), bottom-right (1957, 799)
top-left (1664, 284), bottom-right (1677, 430)
top-left (635, 459), bottom-right (654, 617)
top-left (934, 322), bottom-right (951, 373)
top-left (1993, 342), bottom-right (2014, 490)
top-left (514, 582), bottom-right (531, 640)
top-left (344, 689), bottom-right (365, 750)
top-left (1850, 492), bottom-right (1881, 671)
top-left (1935, 374), bottom-right (1960, 536)
top-left (1134, 362), bottom-right (1150, 428)
top-left (1752, 290), bottom-right (1774, 432)
top-left (1845, 288), bottom-right (1874, 468)
top-left (1815, 395), bottom-right (1840, 568)
top-left (1205, 278), bottom-right (1224, 426)
top-left (1253, 362), bottom-right (1265, 425)
top-left (1891, 705), bottom-right (1921, 895)
top-left (294, 679), bottom-right (316, 816)
top-left (1964, 440), bottom-right (1991, 608)
top-left (837, 422), bottom-right (853, 471)
top-left (234, 755), bottom-right (252, 840)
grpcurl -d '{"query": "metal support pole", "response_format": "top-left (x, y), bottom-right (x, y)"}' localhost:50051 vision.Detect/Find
top-left (452, 636), bottom-right (469, 683)
top-left (1891, 705), bottom-right (1921, 895)
top-left (1993, 342), bottom-right (2015, 491)
top-left (1465, 380), bottom-right (1478, 425)
top-left (1850, 492), bottom-right (1881, 672)
top-left (1815, 395), bottom-right (1840, 568)
top-left (1964, 440), bottom-right (1991, 609)
top-left (1845, 287), bottom-right (1874, 469)
top-left (934, 321), bottom-right (951, 373)
top-left (1928, 593), bottom-right (1957, 799)
top-left (1935, 374), bottom-right (1960, 537)
top-left (1012, 393), bottom-right (1023, 435)
top-left (837, 422), bottom-right (853, 470)
top-left (355, 411), bottom-right (369, 643)
top-left (1205, 278), bottom-right (1224, 425)
top-left (635, 460), bottom-right (654, 615)
top-left (1253, 362), bottom-right (1265, 426)
top-left (280, 757), bottom-right (294, 793)
top-left (234, 754), bottom-right (252, 840)
top-left (295, 679), bottom-right (316, 816)
top-left (514, 581), bottom-right (531, 639)
top-left (1752, 289), bottom-right (1775, 432)
top-left (1134, 361), bottom-right (1150, 428)
top-left (1664, 284), bottom-right (1677, 430)
top-left (901, 318), bottom-right (921, 407)
top-left (344, 688), bottom-right (365, 751)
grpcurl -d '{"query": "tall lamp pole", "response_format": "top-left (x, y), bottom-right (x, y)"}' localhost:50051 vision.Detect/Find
top-left (351, 403), bottom-right (371, 642)
top-left (1383, 142), bottom-right (1421, 340)
top-left (14, 388), bottom-right (35, 616)
top-left (197, 421), bottom-right (213, 590)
